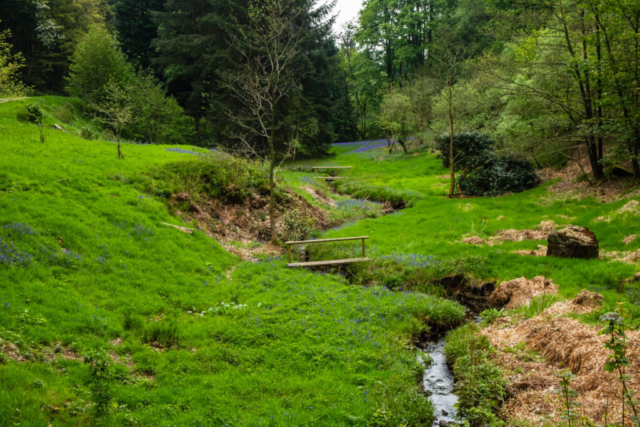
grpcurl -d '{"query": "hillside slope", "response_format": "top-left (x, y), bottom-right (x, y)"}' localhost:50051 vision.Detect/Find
top-left (0, 98), bottom-right (463, 426)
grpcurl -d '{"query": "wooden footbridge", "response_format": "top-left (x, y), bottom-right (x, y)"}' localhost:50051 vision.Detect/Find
top-left (285, 236), bottom-right (370, 269)
top-left (312, 166), bottom-right (352, 181)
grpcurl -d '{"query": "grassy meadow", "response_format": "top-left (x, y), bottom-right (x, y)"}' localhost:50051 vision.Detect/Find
top-left (0, 96), bottom-right (639, 426)
top-left (289, 146), bottom-right (640, 325)
top-left (0, 97), bottom-right (468, 426)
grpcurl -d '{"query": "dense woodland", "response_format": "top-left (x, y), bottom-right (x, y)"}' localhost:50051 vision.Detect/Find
top-left (1, 0), bottom-right (639, 183)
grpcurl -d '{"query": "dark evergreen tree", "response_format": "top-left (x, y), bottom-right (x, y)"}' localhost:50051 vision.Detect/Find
top-left (152, 0), bottom-right (247, 144)
top-left (114, 0), bottom-right (164, 71)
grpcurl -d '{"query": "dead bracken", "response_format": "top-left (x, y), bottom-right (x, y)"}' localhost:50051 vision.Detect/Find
top-left (488, 276), bottom-right (558, 309)
top-left (483, 307), bottom-right (639, 426)
top-left (463, 221), bottom-right (558, 246)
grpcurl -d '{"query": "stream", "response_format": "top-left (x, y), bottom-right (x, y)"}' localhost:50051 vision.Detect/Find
top-left (420, 340), bottom-right (458, 426)
top-left (419, 314), bottom-right (481, 426)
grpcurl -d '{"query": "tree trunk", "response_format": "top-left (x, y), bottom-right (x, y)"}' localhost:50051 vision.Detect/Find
top-left (398, 138), bottom-right (408, 153)
top-left (269, 123), bottom-right (276, 244)
top-left (448, 86), bottom-right (455, 198)
top-left (117, 135), bottom-right (124, 160)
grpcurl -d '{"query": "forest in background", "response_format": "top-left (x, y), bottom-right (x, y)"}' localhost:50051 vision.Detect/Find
top-left (2, 0), bottom-right (640, 182)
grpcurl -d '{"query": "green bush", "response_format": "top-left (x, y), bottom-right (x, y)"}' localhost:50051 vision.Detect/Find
top-left (460, 153), bottom-right (540, 197)
top-left (80, 126), bottom-right (98, 141)
top-left (52, 104), bottom-right (74, 124)
top-left (281, 209), bottom-right (317, 242)
top-left (16, 106), bottom-right (29, 122)
top-left (84, 349), bottom-right (113, 417)
top-left (21, 103), bottom-right (43, 124)
top-left (435, 132), bottom-right (540, 197)
top-left (444, 323), bottom-right (507, 426)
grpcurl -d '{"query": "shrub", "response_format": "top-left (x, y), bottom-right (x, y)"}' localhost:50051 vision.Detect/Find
top-left (84, 349), bottom-right (113, 416)
top-left (444, 323), bottom-right (507, 426)
top-left (80, 126), bottom-right (98, 141)
top-left (16, 106), bottom-right (29, 122)
top-left (52, 104), bottom-right (74, 124)
top-left (281, 209), bottom-right (316, 242)
top-left (435, 132), bottom-right (539, 197)
top-left (23, 103), bottom-right (43, 124)
top-left (459, 153), bottom-right (540, 197)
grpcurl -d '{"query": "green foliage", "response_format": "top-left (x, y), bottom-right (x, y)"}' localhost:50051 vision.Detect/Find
top-left (128, 72), bottom-right (189, 144)
top-left (80, 126), bottom-right (98, 141)
top-left (554, 370), bottom-right (579, 426)
top-left (133, 152), bottom-right (270, 204)
top-left (600, 304), bottom-right (640, 425)
top-left (67, 25), bottom-right (132, 104)
top-left (141, 321), bottom-right (182, 348)
top-left (23, 104), bottom-right (44, 125)
top-left (435, 133), bottom-right (540, 196)
top-left (84, 349), bottom-right (113, 417)
top-left (0, 24), bottom-right (30, 97)
top-left (479, 308), bottom-right (505, 325)
top-left (379, 91), bottom-right (414, 153)
top-left (281, 209), bottom-right (317, 242)
top-left (444, 323), bottom-right (507, 426)
top-left (52, 104), bottom-right (75, 124)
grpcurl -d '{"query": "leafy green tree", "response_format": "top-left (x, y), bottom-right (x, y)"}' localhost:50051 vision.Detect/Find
top-left (339, 23), bottom-right (385, 140)
top-left (129, 72), bottom-right (189, 144)
top-left (91, 79), bottom-right (134, 159)
top-left (379, 91), bottom-right (414, 153)
top-left (0, 24), bottom-right (31, 98)
top-left (0, 0), bottom-right (109, 91)
top-left (67, 25), bottom-right (132, 105)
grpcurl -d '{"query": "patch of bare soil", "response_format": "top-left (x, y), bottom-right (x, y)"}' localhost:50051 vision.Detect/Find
top-left (483, 300), bottom-right (639, 426)
top-left (488, 276), bottom-right (558, 309)
top-left (624, 235), bottom-right (638, 245)
top-left (463, 221), bottom-right (558, 246)
top-left (170, 189), bottom-right (327, 260)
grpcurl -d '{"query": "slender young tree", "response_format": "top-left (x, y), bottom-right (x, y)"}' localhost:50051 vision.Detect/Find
top-left (436, 47), bottom-right (466, 197)
top-left (91, 79), bottom-right (134, 159)
top-left (224, 0), bottom-right (303, 243)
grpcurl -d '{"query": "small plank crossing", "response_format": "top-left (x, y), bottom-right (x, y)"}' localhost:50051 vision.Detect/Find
top-left (312, 166), bottom-right (352, 181)
top-left (285, 236), bottom-right (370, 269)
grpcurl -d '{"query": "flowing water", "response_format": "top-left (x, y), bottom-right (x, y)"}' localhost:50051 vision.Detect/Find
top-left (420, 339), bottom-right (458, 425)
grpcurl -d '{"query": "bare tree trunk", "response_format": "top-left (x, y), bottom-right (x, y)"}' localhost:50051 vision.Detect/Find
top-left (117, 135), bottom-right (124, 159)
top-left (448, 86), bottom-right (455, 198)
top-left (269, 122), bottom-right (276, 244)
top-left (398, 138), bottom-right (408, 153)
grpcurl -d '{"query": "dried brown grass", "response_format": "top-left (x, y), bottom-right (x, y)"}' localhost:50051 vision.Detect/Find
top-left (483, 295), bottom-right (640, 426)
top-left (488, 276), bottom-right (558, 309)
top-left (463, 221), bottom-right (558, 246)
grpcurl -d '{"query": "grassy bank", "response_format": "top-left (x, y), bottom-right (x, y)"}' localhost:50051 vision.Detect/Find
top-left (0, 97), bottom-right (464, 426)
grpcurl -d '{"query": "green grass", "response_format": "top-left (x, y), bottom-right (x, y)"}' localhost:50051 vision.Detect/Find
top-left (0, 97), bottom-right (466, 426)
top-left (2, 96), bottom-right (639, 426)
top-left (291, 143), bottom-right (640, 322)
